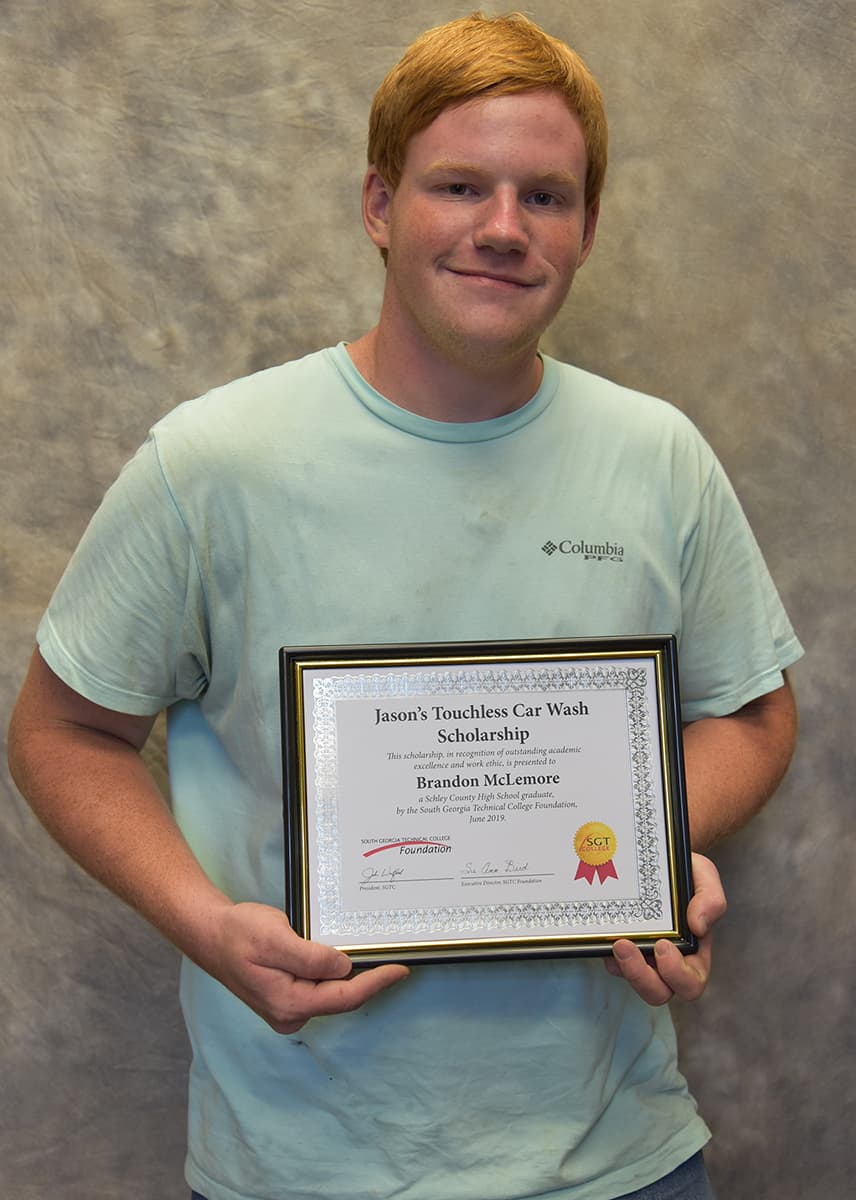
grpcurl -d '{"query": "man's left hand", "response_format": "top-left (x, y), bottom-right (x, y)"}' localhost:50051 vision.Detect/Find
top-left (604, 853), bottom-right (726, 1004)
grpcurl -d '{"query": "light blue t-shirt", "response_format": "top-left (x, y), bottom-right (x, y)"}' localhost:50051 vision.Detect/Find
top-left (38, 346), bottom-right (802, 1200)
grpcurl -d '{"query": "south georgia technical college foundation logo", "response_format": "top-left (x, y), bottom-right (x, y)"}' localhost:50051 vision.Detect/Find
top-left (573, 821), bottom-right (618, 885)
top-left (362, 838), bottom-right (452, 860)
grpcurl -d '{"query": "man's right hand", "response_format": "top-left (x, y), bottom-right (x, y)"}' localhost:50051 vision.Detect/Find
top-left (206, 901), bottom-right (409, 1033)
top-left (8, 650), bottom-right (408, 1036)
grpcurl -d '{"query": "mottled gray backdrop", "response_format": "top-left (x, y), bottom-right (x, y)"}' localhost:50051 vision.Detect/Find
top-left (1, 1), bottom-right (852, 1197)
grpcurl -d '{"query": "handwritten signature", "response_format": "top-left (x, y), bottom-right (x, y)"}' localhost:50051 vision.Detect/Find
top-left (462, 859), bottom-right (531, 876)
top-left (361, 866), bottom-right (406, 883)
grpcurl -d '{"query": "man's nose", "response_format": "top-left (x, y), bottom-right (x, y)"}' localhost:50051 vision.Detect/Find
top-left (474, 190), bottom-right (529, 253)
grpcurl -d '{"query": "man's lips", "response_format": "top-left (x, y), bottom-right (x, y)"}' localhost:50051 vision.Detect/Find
top-left (446, 267), bottom-right (537, 288)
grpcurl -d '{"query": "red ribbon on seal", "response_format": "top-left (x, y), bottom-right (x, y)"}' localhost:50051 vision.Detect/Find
top-left (574, 859), bottom-right (618, 885)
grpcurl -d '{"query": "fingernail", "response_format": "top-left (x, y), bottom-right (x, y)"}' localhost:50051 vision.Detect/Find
top-left (613, 942), bottom-right (632, 962)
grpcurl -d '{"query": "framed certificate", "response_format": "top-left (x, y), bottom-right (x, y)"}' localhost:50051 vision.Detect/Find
top-left (280, 636), bottom-right (696, 964)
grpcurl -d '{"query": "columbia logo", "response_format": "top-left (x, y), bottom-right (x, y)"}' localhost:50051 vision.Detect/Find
top-left (541, 537), bottom-right (625, 563)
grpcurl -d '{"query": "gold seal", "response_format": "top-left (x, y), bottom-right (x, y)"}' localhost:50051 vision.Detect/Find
top-left (574, 821), bottom-right (617, 867)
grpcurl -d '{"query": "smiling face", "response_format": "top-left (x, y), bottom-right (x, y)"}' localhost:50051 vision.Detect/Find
top-left (363, 89), bottom-right (599, 382)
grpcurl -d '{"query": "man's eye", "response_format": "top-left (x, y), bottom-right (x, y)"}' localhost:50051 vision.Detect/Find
top-left (530, 191), bottom-right (556, 207)
top-left (445, 183), bottom-right (471, 196)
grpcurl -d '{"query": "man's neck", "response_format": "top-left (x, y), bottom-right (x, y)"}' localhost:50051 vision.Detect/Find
top-left (346, 325), bottom-right (544, 423)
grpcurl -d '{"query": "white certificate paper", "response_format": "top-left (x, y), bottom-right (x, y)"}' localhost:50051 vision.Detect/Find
top-left (281, 639), bottom-right (694, 963)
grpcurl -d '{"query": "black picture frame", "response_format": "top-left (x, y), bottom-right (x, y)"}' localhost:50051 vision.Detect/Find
top-left (280, 636), bottom-right (696, 965)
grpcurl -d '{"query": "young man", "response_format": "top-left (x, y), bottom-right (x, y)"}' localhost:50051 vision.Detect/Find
top-left (8, 14), bottom-right (800, 1200)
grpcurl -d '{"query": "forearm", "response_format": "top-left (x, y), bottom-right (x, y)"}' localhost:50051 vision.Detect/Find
top-left (9, 650), bottom-right (408, 1031)
top-left (682, 677), bottom-right (798, 851)
top-left (8, 664), bottom-right (231, 971)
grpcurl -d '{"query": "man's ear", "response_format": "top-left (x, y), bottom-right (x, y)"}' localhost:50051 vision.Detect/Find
top-left (577, 199), bottom-right (600, 268)
top-left (362, 167), bottom-right (393, 254)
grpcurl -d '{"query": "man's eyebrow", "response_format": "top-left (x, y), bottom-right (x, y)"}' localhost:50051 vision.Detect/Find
top-left (420, 159), bottom-right (488, 177)
top-left (526, 169), bottom-right (582, 191)
top-left (420, 160), bottom-right (582, 189)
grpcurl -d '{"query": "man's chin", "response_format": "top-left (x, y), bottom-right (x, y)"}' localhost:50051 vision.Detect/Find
top-left (435, 323), bottom-right (546, 374)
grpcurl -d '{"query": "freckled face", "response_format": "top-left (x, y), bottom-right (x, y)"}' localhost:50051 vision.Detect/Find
top-left (364, 90), bottom-right (598, 373)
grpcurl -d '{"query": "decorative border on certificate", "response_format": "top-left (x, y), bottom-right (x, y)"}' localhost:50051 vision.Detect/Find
top-left (280, 637), bottom-right (695, 964)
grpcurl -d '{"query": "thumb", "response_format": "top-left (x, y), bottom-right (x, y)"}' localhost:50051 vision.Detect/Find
top-left (288, 935), bottom-right (353, 981)
top-left (253, 909), bottom-right (353, 981)
top-left (688, 853), bottom-right (727, 937)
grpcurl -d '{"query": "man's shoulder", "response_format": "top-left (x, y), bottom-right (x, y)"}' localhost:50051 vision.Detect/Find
top-left (546, 356), bottom-right (704, 444)
top-left (132, 348), bottom-right (350, 496)
top-left (158, 345), bottom-right (341, 432)
top-left (144, 344), bottom-right (355, 474)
